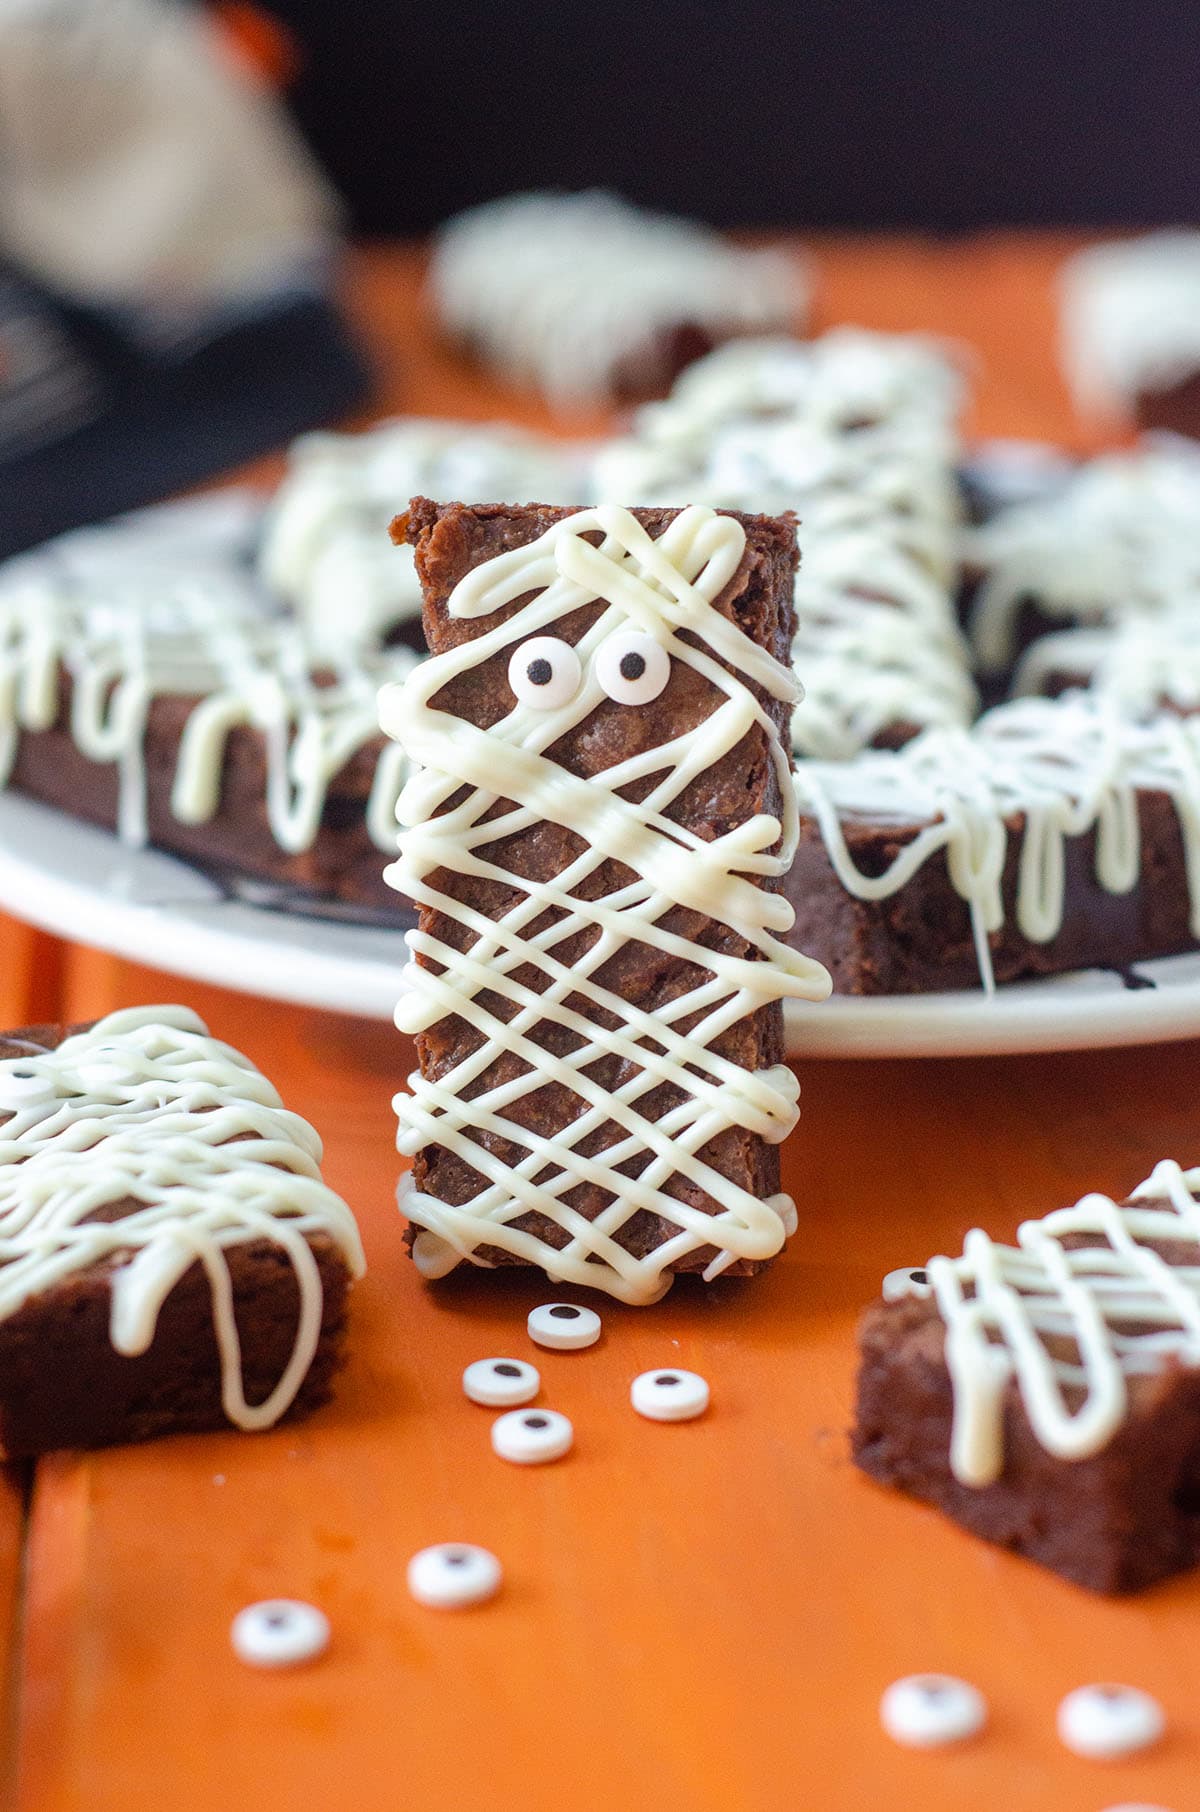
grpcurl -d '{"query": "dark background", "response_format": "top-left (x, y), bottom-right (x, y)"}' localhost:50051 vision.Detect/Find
top-left (265, 0), bottom-right (1199, 232)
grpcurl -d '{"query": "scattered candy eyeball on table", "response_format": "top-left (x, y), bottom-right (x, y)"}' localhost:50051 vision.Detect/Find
top-left (230, 1600), bottom-right (331, 1669)
top-left (879, 1674), bottom-right (987, 1749)
top-left (407, 1544), bottom-right (502, 1609)
top-left (882, 1266), bottom-right (932, 1302)
top-left (491, 1407), bottom-right (574, 1464)
top-left (527, 1303), bottom-right (601, 1350)
top-left (631, 1368), bottom-right (710, 1423)
top-left (1056, 1684), bottom-right (1165, 1760)
top-left (463, 1357), bottom-right (540, 1407)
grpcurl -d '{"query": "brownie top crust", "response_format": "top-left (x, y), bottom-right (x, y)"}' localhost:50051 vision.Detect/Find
top-left (875, 1158), bottom-right (1200, 1486)
top-left (382, 500), bottom-right (830, 1304)
top-left (0, 1006), bottom-right (365, 1430)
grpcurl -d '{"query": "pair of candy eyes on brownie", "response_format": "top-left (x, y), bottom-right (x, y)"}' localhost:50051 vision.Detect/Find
top-left (506, 629), bottom-right (670, 712)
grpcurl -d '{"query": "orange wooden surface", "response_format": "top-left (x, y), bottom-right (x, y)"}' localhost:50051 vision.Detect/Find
top-left (7, 236), bottom-right (1200, 1812)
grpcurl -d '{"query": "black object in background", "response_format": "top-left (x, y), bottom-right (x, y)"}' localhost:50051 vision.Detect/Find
top-left (0, 264), bottom-right (369, 560)
top-left (265, 0), bottom-right (1200, 233)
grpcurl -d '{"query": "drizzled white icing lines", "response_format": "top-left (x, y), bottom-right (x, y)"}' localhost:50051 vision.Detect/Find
top-left (0, 555), bottom-right (416, 851)
top-left (594, 336), bottom-right (973, 758)
top-left (382, 504), bottom-right (829, 1304)
top-left (889, 1159), bottom-right (1200, 1486)
top-left (0, 1007), bottom-right (364, 1430)
top-left (793, 693), bottom-right (1200, 991)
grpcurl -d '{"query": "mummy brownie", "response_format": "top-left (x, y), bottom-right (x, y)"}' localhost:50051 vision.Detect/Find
top-left (1061, 232), bottom-right (1200, 434)
top-left (260, 416), bottom-right (584, 652)
top-left (382, 498), bottom-right (829, 1304)
top-left (429, 191), bottom-right (804, 410)
top-left (855, 1159), bottom-right (1200, 1592)
top-left (0, 1006), bottom-right (364, 1455)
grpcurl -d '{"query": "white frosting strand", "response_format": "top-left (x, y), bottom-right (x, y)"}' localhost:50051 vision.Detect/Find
top-left (381, 504), bottom-right (829, 1304)
top-left (0, 560), bottom-right (416, 853)
top-left (891, 1160), bottom-right (1200, 1486)
top-left (0, 1006), bottom-right (364, 1430)
top-left (794, 694), bottom-right (1200, 991)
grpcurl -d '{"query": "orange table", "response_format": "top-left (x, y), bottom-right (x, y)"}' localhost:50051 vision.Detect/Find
top-left (6, 237), bottom-right (1199, 1812)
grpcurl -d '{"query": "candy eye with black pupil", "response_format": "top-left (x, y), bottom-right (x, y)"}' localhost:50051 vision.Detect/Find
top-left (230, 1599), bottom-right (330, 1668)
top-left (1056, 1683), bottom-right (1165, 1759)
top-left (507, 636), bottom-right (582, 709)
top-left (491, 1406), bottom-right (573, 1464)
top-left (631, 1368), bottom-right (709, 1422)
top-left (596, 630), bottom-right (670, 705)
top-left (0, 1065), bottom-right (56, 1110)
top-left (880, 1674), bottom-right (986, 1749)
top-left (408, 1543), bottom-right (501, 1608)
top-left (528, 1303), bottom-right (602, 1349)
top-left (882, 1266), bottom-right (933, 1302)
top-left (462, 1356), bottom-right (540, 1406)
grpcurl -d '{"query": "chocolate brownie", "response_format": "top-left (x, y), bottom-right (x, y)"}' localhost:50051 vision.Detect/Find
top-left (0, 560), bottom-right (415, 915)
top-left (787, 696), bottom-right (1200, 993)
top-left (10, 677), bottom-right (400, 911)
top-left (787, 787), bottom-right (1197, 994)
top-left (0, 1007), bottom-right (364, 1456)
top-left (854, 1161), bottom-right (1200, 1593)
top-left (384, 498), bottom-right (828, 1303)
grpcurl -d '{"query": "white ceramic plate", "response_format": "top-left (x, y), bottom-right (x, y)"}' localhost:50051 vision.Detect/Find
top-left (1, 791), bottom-right (1199, 1057)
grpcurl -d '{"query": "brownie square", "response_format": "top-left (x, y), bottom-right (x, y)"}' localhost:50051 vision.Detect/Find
top-left (0, 1010), bottom-right (363, 1457)
top-left (853, 1172), bottom-right (1200, 1593)
top-left (390, 498), bottom-right (812, 1296)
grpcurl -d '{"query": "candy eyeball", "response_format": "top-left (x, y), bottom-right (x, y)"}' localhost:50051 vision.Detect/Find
top-left (463, 1357), bottom-right (540, 1408)
top-left (595, 630), bottom-right (671, 705)
top-left (882, 1267), bottom-right (933, 1303)
top-left (491, 1407), bottom-right (574, 1464)
top-left (508, 636), bottom-right (582, 709)
top-left (0, 1063), bottom-right (56, 1112)
top-left (880, 1674), bottom-right (987, 1749)
top-left (527, 1302), bottom-right (601, 1350)
top-left (407, 1543), bottom-right (502, 1609)
top-left (1056, 1684), bottom-right (1165, 1760)
top-left (230, 1599), bottom-right (330, 1669)
top-left (631, 1368), bottom-right (710, 1423)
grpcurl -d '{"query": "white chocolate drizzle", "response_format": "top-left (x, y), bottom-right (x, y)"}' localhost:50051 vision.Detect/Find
top-left (0, 1006), bottom-right (364, 1431)
top-left (0, 556), bottom-right (417, 853)
top-left (381, 504), bottom-right (829, 1304)
top-left (429, 192), bottom-right (803, 409)
top-left (887, 1159), bottom-right (1200, 1485)
top-left (594, 333), bottom-right (973, 757)
top-left (793, 693), bottom-right (1200, 992)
